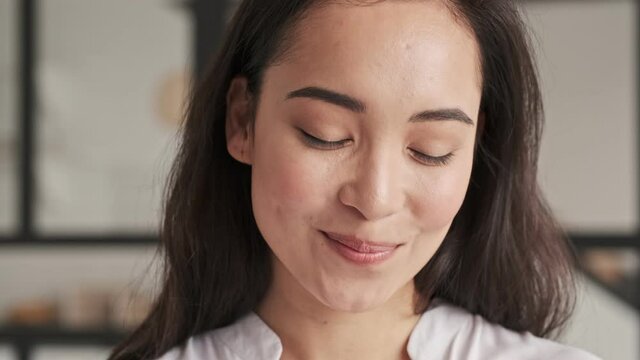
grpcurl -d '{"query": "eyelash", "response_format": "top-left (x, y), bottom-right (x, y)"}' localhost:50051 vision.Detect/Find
top-left (299, 130), bottom-right (454, 167)
top-left (408, 149), bottom-right (454, 166)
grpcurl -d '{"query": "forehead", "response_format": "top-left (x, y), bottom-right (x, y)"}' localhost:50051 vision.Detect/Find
top-left (264, 0), bottom-right (482, 119)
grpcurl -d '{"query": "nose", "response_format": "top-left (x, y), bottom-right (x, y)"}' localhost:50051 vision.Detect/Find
top-left (338, 146), bottom-right (406, 221)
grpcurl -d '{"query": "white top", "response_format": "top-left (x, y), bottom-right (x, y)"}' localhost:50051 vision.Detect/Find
top-left (157, 298), bottom-right (601, 360)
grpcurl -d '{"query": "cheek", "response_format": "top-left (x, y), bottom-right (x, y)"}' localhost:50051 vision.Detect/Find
top-left (412, 153), bottom-right (473, 231)
top-left (250, 130), bottom-right (327, 241)
top-left (259, 153), bottom-right (320, 210)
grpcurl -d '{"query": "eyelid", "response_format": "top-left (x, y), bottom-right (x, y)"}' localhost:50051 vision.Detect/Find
top-left (298, 127), bottom-right (454, 166)
top-left (298, 129), bottom-right (349, 149)
top-left (409, 148), bottom-right (454, 166)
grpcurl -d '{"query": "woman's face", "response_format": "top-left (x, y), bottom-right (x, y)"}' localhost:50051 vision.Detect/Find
top-left (230, 0), bottom-right (481, 312)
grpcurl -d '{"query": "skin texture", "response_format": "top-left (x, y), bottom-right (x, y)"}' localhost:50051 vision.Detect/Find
top-left (226, 1), bottom-right (482, 359)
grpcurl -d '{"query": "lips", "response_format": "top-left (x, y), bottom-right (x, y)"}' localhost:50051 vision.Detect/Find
top-left (322, 231), bottom-right (400, 253)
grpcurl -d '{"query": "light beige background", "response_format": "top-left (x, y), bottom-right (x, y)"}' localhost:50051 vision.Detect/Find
top-left (0, 0), bottom-right (636, 359)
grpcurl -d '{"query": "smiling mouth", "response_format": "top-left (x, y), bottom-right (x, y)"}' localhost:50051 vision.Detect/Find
top-left (321, 231), bottom-right (401, 253)
top-left (320, 231), bottom-right (400, 265)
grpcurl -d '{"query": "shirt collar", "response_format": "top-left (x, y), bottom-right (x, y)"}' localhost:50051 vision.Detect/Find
top-left (407, 297), bottom-right (463, 359)
top-left (217, 297), bottom-right (449, 360)
top-left (215, 311), bottom-right (283, 359)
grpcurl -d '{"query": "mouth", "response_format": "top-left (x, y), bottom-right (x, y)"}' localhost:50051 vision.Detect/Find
top-left (321, 231), bottom-right (401, 252)
top-left (320, 231), bottom-right (401, 265)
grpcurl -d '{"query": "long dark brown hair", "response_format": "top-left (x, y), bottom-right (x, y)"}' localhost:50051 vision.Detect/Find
top-left (109, 0), bottom-right (579, 358)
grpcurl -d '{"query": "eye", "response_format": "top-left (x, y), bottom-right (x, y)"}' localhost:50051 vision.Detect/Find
top-left (409, 148), bottom-right (454, 167)
top-left (299, 128), bottom-right (453, 166)
top-left (299, 129), bottom-right (350, 150)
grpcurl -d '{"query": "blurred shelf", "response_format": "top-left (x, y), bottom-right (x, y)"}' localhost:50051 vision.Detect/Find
top-left (571, 233), bottom-right (640, 248)
top-left (576, 244), bottom-right (640, 312)
top-left (0, 232), bottom-right (636, 247)
top-left (580, 266), bottom-right (640, 312)
top-left (0, 324), bottom-right (127, 360)
top-left (0, 324), bottom-right (127, 345)
top-left (0, 234), bottom-right (158, 246)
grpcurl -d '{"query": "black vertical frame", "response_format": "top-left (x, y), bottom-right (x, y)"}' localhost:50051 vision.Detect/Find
top-left (194, 0), bottom-right (228, 78)
top-left (18, 0), bottom-right (35, 241)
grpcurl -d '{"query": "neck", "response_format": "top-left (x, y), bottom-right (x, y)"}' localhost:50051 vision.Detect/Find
top-left (255, 257), bottom-right (422, 360)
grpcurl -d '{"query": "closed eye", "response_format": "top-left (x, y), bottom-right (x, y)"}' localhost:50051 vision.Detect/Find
top-left (299, 129), bottom-right (350, 149)
top-left (299, 128), bottom-right (454, 166)
top-left (409, 149), bottom-right (454, 166)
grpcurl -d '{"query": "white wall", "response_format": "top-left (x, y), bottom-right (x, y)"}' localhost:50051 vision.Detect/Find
top-left (524, 0), bottom-right (637, 233)
top-left (35, 0), bottom-right (189, 233)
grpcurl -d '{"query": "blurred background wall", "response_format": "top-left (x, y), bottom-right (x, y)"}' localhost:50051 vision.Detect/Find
top-left (0, 0), bottom-right (637, 359)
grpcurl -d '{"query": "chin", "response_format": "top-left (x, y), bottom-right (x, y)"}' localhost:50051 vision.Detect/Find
top-left (314, 285), bottom-right (394, 313)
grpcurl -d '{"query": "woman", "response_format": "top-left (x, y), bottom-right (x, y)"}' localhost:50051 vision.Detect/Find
top-left (109, 0), bottom-right (602, 359)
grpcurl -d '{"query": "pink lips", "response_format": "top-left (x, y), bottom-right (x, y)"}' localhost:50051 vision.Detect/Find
top-left (321, 231), bottom-right (400, 265)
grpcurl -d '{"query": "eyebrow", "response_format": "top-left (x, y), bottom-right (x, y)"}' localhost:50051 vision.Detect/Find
top-left (285, 86), bottom-right (474, 126)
